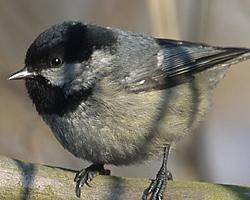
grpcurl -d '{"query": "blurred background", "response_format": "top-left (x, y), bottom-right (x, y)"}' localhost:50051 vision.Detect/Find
top-left (1, 0), bottom-right (250, 186)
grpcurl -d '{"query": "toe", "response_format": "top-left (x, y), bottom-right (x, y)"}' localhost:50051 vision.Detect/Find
top-left (74, 169), bottom-right (85, 182)
top-left (142, 176), bottom-right (167, 200)
top-left (142, 188), bottom-right (149, 200)
top-left (167, 171), bottom-right (173, 181)
top-left (75, 183), bottom-right (82, 198)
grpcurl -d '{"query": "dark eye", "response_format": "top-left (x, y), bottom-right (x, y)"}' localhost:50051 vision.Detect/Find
top-left (51, 57), bottom-right (63, 67)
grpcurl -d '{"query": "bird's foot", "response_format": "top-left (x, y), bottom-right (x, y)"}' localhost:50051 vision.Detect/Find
top-left (74, 163), bottom-right (110, 197)
top-left (142, 145), bottom-right (171, 200)
top-left (142, 170), bottom-right (169, 200)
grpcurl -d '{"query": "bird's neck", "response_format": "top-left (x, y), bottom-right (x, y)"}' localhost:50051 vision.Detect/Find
top-left (25, 76), bottom-right (92, 116)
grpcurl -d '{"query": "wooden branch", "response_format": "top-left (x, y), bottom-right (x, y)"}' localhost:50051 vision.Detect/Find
top-left (0, 155), bottom-right (249, 200)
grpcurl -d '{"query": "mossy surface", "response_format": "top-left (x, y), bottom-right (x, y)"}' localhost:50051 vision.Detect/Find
top-left (1, 156), bottom-right (250, 199)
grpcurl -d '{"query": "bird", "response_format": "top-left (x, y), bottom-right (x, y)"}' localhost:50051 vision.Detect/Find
top-left (8, 21), bottom-right (250, 200)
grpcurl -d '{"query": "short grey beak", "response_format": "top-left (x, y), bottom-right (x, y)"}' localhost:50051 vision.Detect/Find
top-left (8, 67), bottom-right (35, 80)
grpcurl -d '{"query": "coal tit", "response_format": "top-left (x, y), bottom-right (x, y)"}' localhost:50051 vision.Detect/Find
top-left (9, 21), bottom-right (250, 199)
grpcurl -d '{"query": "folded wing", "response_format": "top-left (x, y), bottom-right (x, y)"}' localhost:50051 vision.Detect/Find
top-left (125, 39), bottom-right (250, 92)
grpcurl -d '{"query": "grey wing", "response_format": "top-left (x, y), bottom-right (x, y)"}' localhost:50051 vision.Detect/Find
top-left (125, 39), bottom-right (250, 93)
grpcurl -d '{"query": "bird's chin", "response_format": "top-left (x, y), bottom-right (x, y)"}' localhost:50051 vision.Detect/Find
top-left (25, 76), bottom-right (66, 115)
top-left (25, 75), bottom-right (93, 116)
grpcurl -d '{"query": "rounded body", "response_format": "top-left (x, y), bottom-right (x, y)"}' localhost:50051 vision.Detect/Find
top-left (42, 67), bottom-right (223, 165)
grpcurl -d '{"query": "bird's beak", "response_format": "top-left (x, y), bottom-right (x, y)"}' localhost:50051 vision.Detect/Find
top-left (8, 67), bottom-right (35, 80)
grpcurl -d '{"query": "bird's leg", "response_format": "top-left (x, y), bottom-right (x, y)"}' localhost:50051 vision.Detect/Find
top-left (74, 163), bottom-right (110, 197)
top-left (142, 145), bottom-right (172, 200)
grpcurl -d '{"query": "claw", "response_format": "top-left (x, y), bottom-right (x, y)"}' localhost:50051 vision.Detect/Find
top-left (75, 183), bottom-right (81, 198)
top-left (167, 171), bottom-right (173, 181)
top-left (74, 164), bottom-right (110, 198)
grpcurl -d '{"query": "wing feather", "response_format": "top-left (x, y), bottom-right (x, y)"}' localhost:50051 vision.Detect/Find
top-left (125, 39), bottom-right (250, 92)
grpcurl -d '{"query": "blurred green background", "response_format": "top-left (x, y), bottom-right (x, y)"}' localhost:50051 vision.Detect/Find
top-left (1, 0), bottom-right (250, 185)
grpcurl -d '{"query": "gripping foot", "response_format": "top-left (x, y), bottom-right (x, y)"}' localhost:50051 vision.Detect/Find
top-left (74, 163), bottom-right (110, 197)
top-left (142, 145), bottom-right (171, 200)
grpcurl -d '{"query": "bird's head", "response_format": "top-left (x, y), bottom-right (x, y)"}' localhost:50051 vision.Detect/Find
top-left (9, 21), bottom-right (117, 114)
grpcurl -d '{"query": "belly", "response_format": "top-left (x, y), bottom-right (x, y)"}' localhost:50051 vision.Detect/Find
top-left (41, 99), bottom-right (162, 164)
top-left (41, 80), bottom-right (212, 165)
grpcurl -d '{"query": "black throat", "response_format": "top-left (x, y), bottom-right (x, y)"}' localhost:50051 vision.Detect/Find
top-left (25, 76), bottom-right (92, 116)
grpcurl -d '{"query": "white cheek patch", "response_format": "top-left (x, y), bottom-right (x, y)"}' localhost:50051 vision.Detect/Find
top-left (64, 63), bottom-right (83, 81)
top-left (91, 50), bottom-right (114, 66)
top-left (41, 63), bottom-right (83, 87)
top-left (40, 50), bottom-right (115, 95)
